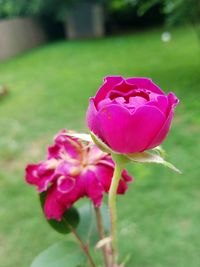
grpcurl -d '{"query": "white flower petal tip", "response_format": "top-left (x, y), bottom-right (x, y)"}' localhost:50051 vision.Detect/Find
top-left (66, 132), bottom-right (93, 143)
top-left (95, 237), bottom-right (112, 249)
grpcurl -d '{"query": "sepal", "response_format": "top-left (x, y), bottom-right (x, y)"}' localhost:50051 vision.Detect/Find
top-left (126, 151), bottom-right (181, 173)
top-left (90, 132), bottom-right (181, 173)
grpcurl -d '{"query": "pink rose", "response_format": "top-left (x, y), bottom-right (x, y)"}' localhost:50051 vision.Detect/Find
top-left (87, 76), bottom-right (179, 154)
top-left (25, 130), bottom-right (132, 220)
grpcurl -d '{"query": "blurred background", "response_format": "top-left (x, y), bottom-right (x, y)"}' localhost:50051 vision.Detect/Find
top-left (0, 0), bottom-right (200, 267)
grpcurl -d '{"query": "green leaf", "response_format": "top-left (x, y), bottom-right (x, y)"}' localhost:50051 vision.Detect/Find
top-left (31, 241), bottom-right (85, 267)
top-left (126, 151), bottom-right (181, 174)
top-left (77, 203), bottom-right (109, 246)
top-left (40, 192), bottom-right (80, 234)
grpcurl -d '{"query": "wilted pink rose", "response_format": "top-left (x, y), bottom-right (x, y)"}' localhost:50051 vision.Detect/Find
top-left (87, 76), bottom-right (179, 154)
top-left (25, 130), bottom-right (132, 221)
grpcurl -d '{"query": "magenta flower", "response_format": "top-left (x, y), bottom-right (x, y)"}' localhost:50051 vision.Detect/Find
top-left (25, 130), bottom-right (132, 221)
top-left (87, 76), bottom-right (179, 154)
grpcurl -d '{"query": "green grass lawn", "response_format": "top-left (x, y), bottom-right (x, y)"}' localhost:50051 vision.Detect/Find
top-left (0, 26), bottom-right (200, 267)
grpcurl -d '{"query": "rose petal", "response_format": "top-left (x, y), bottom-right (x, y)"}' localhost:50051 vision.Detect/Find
top-left (147, 95), bottom-right (168, 116)
top-left (146, 92), bottom-right (179, 149)
top-left (122, 169), bottom-right (133, 182)
top-left (60, 179), bottom-right (83, 209)
top-left (83, 170), bottom-right (104, 207)
top-left (54, 131), bottom-right (82, 160)
top-left (95, 76), bottom-right (123, 104)
top-left (96, 104), bottom-right (165, 153)
top-left (167, 92), bottom-right (179, 112)
top-left (126, 77), bottom-right (164, 95)
top-left (44, 186), bottom-right (66, 221)
top-left (48, 144), bottom-right (61, 159)
top-left (97, 97), bottom-right (113, 110)
top-left (57, 176), bottom-right (75, 193)
top-left (129, 96), bottom-right (148, 108)
top-left (95, 164), bottom-right (133, 194)
top-left (25, 163), bottom-right (55, 192)
top-left (87, 144), bottom-right (108, 163)
top-left (95, 164), bottom-right (113, 192)
top-left (55, 161), bottom-right (80, 177)
top-left (25, 164), bottom-right (40, 185)
top-left (109, 79), bottom-right (138, 95)
top-left (147, 110), bottom-right (174, 149)
top-left (87, 98), bottom-right (103, 138)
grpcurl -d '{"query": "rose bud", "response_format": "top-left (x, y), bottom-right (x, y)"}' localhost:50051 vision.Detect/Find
top-left (87, 76), bottom-right (179, 154)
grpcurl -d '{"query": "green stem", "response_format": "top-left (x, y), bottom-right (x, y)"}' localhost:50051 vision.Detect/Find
top-left (108, 155), bottom-right (123, 265)
top-left (94, 207), bottom-right (110, 267)
top-left (64, 219), bottom-right (97, 267)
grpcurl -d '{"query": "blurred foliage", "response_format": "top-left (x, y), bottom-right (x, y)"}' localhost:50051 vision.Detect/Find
top-left (138, 0), bottom-right (200, 27)
top-left (108, 0), bottom-right (137, 10)
top-left (0, 0), bottom-right (104, 20)
top-left (142, 0), bottom-right (200, 39)
top-left (107, 1), bottom-right (164, 31)
top-left (0, 0), bottom-right (199, 29)
top-left (0, 0), bottom-right (42, 17)
top-left (109, 0), bottom-right (200, 30)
